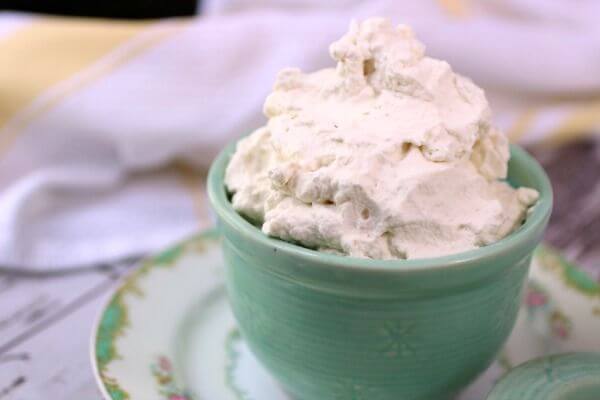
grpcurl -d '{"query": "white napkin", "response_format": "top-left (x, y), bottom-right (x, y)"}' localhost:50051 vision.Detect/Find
top-left (0, 0), bottom-right (598, 270)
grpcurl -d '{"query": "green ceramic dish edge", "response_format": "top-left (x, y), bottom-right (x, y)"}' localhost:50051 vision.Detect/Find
top-left (486, 352), bottom-right (600, 400)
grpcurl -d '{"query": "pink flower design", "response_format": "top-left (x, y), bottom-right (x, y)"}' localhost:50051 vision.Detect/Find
top-left (550, 311), bottom-right (572, 339)
top-left (151, 355), bottom-right (189, 400)
top-left (159, 356), bottom-right (172, 372)
top-left (553, 324), bottom-right (569, 339)
top-left (526, 290), bottom-right (548, 307)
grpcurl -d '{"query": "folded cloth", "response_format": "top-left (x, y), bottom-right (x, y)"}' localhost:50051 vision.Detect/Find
top-left (0, 0), bottom-right (599, 270)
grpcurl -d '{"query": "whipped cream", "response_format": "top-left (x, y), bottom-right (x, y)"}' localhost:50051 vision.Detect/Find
top-left (225, 18), bottom-right (538, 259)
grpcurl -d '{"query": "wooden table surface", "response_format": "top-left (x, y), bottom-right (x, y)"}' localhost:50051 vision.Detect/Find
top-left (0, 140), bottom-right (598, 400)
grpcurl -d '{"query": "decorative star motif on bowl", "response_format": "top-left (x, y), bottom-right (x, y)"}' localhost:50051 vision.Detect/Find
top-left (378, 320), bottom-right (416, 358)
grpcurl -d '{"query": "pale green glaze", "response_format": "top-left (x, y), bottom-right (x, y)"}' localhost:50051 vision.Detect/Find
top-left (208, 142), bottom-right (553, 400)
top-left (486, 353), bottom-right (600, 400)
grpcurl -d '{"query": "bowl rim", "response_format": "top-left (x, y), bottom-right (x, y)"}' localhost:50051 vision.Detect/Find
top-left (208, 140), bottom-right (553, 274)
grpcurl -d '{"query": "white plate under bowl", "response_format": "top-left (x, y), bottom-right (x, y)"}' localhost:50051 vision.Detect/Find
top-left (91, 229), bottom-right (600, 400)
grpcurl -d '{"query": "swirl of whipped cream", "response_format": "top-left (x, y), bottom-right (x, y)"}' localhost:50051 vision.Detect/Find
top-left (225, 18), bottom-right (538, 259)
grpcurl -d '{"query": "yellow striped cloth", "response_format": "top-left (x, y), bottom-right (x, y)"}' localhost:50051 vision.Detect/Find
top-left (0, 3), bottom-right (598, 269)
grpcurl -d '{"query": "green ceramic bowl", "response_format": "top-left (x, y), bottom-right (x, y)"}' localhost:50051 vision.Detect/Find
top-left (486, 353), bottom-right (600, 400)
top-left (208, 142), bottom-right (553, 400)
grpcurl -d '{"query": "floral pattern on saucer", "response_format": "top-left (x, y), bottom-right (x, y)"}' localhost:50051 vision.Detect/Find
top-left (524, 280), bottom-right (572, 340)
top-left (151, 356), bottom-right (190, 400)
top-left (93, 230), bottom-right (220, 400)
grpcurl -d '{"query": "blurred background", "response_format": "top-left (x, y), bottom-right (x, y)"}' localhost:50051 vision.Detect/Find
top-left (0, 0), bottom-right (598, 398)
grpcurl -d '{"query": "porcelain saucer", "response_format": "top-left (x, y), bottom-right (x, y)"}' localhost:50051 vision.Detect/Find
top-left (91, 229), bottom-right (600, 400)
